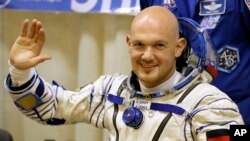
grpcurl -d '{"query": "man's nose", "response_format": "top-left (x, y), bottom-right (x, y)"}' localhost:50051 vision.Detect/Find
top-left (141, 47), bottom-right (154, 60)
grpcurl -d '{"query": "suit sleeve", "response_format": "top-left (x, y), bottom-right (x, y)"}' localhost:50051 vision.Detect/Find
top-left (4, 68), bottom-right (114, 127)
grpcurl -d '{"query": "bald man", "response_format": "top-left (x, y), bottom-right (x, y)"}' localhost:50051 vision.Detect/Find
top-left (141, 0), bottom-right (250, 125)
top-left (4, 6), bottom-right (243, 141)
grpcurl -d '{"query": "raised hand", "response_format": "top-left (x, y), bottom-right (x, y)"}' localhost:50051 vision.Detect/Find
top-left (9, 19), bottom-right (51, 70)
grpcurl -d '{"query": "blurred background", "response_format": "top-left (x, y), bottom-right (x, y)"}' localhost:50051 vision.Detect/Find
top-left (0, 0), bottom-right (139, 140)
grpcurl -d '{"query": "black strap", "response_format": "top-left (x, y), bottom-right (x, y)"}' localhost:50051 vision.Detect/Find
top-left (112, 78), bottom-right (127, 141)
top-left (152, 83), bottom-right (201, 141)
top-left (113, 104), bottom-right (119, 141)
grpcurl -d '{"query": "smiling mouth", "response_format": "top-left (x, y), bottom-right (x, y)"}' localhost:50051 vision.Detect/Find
top-left (140, 64), bottom-right (157, 71)
top-left (142, 65), bottom-right (155, 68)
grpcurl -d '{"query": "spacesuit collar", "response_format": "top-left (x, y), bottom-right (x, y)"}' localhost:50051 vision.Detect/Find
top-left (125, 68), bottom-right (201, 99)
top-left (139, 71), bottom-right (183, 93)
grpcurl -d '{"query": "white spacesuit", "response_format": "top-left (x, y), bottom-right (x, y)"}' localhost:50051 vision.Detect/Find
top-left (4, 17), bottom-right (243, 141)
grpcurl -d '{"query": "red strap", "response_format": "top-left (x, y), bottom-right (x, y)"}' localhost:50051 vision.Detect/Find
top-left (208, 135), bottom-right (229, 141)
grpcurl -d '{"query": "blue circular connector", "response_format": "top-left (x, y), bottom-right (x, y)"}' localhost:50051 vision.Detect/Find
top-left (122, 107), bottom-right (143, 129)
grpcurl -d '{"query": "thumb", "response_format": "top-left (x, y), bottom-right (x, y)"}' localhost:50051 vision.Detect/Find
top-left (30, 54), bottom-right (52, 67)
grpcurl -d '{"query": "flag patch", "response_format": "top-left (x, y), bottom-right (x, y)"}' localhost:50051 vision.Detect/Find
top-left (206, 129), bottom-right (230, 141)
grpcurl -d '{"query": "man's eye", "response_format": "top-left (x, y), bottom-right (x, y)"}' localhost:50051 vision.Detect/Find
top-left (155, 44), bottom-right (166, 49)
top-left (133, 43), bottom-right (144, 48)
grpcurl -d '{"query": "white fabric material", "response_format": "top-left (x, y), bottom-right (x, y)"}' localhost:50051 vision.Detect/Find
top-left (8, 61), bottom-right (34, 87)
top-left (5, 69), bottom-right (244, 141)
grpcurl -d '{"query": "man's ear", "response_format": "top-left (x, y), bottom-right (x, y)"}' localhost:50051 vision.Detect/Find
top-left (175, 37), bottom-right (187, 58)
top-left (126, 34), bottom-right (132, 47)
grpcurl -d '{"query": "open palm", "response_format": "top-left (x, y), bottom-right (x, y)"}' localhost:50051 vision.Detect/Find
top-left (9, 19), bottom-right (51, 70)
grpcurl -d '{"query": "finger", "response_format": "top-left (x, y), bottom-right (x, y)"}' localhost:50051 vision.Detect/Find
top-left (28, 19), bottom-right (38, 38)
top-left (33, 21), bottom-right (42, 42)
top-left (20, 19), bottom-right (29, 37)
top-left (37, 28), bottom-right (46, 48)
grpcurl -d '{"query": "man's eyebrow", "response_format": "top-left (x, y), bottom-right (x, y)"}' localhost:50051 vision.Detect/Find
top-left (131, 40), bottom-right (168, 46)
top-left (155, 40), bottom-right (168, 44)
top-left (132, 40), bottom-right (167, 43)
top-left (131, 40), bottom-right (141, 43)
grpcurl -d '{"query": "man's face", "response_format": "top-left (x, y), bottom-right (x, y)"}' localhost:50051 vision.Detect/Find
top-left (127, 21), bottom-right (183, 88)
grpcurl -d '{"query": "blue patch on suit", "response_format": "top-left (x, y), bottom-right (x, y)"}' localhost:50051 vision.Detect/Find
top-left (199, 0), bottom-right (226, 16)
top-left (217, 46), bottom-right (239, 73)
